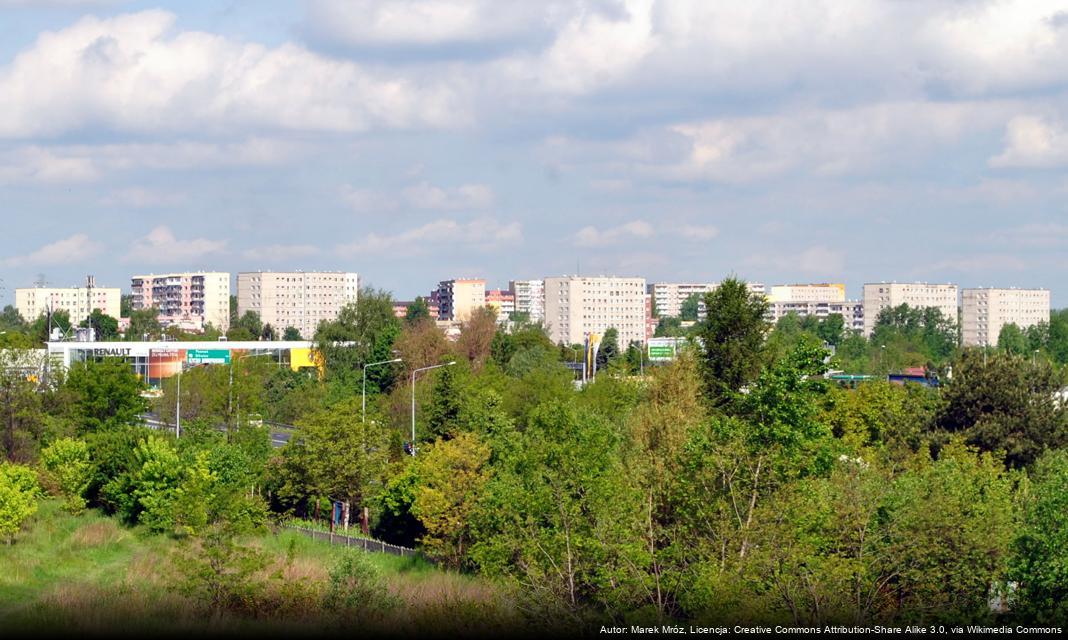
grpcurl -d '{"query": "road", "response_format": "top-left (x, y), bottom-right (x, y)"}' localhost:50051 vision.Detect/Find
top-left (140, 414), bottom-right (294, 448)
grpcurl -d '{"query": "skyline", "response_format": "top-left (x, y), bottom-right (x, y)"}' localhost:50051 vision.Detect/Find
top-left (3, 1), bottom-right (1068, 305)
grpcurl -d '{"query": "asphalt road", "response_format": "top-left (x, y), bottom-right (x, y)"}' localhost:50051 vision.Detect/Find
top-left (141, 414), bottom-right (294, 447)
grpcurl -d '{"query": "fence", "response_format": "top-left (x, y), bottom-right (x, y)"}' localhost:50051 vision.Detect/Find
top-left (281, 525), bottom-right (417, 558)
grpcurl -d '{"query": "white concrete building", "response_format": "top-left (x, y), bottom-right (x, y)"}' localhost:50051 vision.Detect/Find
top-left (862, 282), bottom-right (959, 337)
top-left (768, 283), bottom-right (846, 303)
top-left (131, 272), bottom-right (231, 331)
top-left (545, 276), bottom-right (647, 347)
top-left (768, 300), bottom-right (865, 333)
top-left (509, 279), bottom-right (545, 322)
top-left (652, 281), bottom-right (766, 318)
top-left (961, 288), bottom-right (1050, 347)
top-left (15, 284), bottom-right (121, 324)
top-left (237, 271), bottom-right (359, 339)
top-left (434, 279), bottom-right (486, 323)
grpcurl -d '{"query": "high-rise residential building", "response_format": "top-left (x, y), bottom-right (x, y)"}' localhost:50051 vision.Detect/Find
top-left (961, 288), bottom-right (1050, 347)
top-left (509, 279), bottom-right (545, 322)
top-left (131, 272), bottom-right (231, 331)
top-left (484, 289), bottom-right (516, 322)
top-left (768, 300), bottom-right (865, 332)
top-left (237, 271), bottom-right (359, 339)
top-left (434, 278), bottom-right (486, 323)
top-left (544, 276), bottom-right (647, 347)
top-left (393, 299), bottom-right (440, 320)
top-left (15, 281), bottom-right (121, 326)
top-left (862, 282), bottom-right (958, 337)
top-left (651, 281), bottom-right (767, 319)
top-left (768, 283), bottom-right (846, 303)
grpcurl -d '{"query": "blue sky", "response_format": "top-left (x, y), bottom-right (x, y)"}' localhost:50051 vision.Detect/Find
top-left (3, 0), bottom-right (1068, 305)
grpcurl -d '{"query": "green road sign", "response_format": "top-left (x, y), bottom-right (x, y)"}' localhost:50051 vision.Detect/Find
top-left (186, 349), bottom-right (231, 365)
top-left (648, 345), bottom-right (675, 360)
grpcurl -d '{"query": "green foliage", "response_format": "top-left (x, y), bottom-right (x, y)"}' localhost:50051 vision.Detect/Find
top-left (294, 398), bottom-right (390, 527)
top-left (998, 322), bottom-right (1030, 355)
top-left (697, 277), bottom-right (769, 408)
top-left (323, 552), bottom-right (399, 619)
top-left (0, 356), bottom-right (46, 462)
top-left (870, 304), bottom-right (958, 367)
top-left (404, 296), bottom-right (432, 325)
top-left (126, 307), bottom-right (162, 341)
top-left (177, 523), bottom-right (270, 614)
top-left (595, 327), bottom-right (620, 371)
top-left (0, 462), bottom-right (39, 542)
top-left (824, 380), bottom-right (938, 456)
top-left (679, 293), bottom-right (701, 321)
top-left (410, 432), bottom-right (491, 569)
top-left (1011, 449), bottom-right (1068, 624)
top-left (63, 359), bottom-right (147, 434)
top-left (315, 289), bottom-right (402, 395)
top-left (282, 326), bottom-right (302, 340)
top-left (935, 350), bottom-right (1067, 468)
top-left (40, 437), bottom-right (92, 514)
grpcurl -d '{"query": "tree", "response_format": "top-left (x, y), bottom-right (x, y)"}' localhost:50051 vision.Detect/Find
top-left (315, 289), bottom-right (402, 394)
top-left (80, 309), bottom-right (120, 341)
top-left (998, 322), bottom-right (1029, 355)
top-left (0, 306), bottom-right (26, 332)
top-left (296, 399), bottom-right (390, 533)
top-left (696, 277), bottom-right (770, 408)
top-left (817, 313), bottom-right (846, 346)
top-left (595, 328), bottom-right (620, 372)
top-left (282, 326), bottom-right (302, 341)
top-left (679, 293), bottom-right (701, 322)
top-left (0, 463), bottom-right (38, 543)
top-left (472, 401), bottom-right (644, 614)
top-left (227, 311), bottom-right (262, 341)
top-left (456, 306), bottom-right (498, 370)
top-left (405, 297), bottom-right (432, 325)
top-left (41, 437), bottom-right (92, 514)
top-left (260, 323), bottom-right (278, 341)
top-left (394, 319), bottom-right (451, 375)
top-left (934, 350), bottom-right (1067, 468)
top-left (126, 308), bottom-right (162, 341)
top-left (0, 352), bottom-right (46, 462)
top-left (64, 359), bottom-right (148, 434)
top-left (411, 432), bottom-right (492, 569)
top-left (1011, 449), bottom-right (1068, 624)
top-left (30, 308), bottom-right (71, 343)
top-left (425, 363), bottom-right (466, 440)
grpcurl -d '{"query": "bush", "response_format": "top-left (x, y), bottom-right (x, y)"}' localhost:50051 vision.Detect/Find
top-left (41, 437), bottom-right (92, 514)
top-left (0, 463), bottom-right (39, 543)
top-left (323, 552), bottom-right (398, 620)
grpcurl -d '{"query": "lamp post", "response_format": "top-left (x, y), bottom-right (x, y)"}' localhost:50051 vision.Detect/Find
top-left (409, 361), bottom-right (456, 456)
top-left (175, 361), bottom-right (182, 439)
top-left (363, 358), bottom-right (402, 422)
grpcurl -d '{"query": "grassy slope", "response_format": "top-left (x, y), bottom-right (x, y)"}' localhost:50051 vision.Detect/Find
top-left (0, 500), bottom-right (518, 636)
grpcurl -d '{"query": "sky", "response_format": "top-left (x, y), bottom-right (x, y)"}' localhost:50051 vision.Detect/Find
top-left (3, 1), bottom-right (1068, 305)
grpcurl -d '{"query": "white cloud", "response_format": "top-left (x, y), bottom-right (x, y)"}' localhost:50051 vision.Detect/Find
top-left (0, 146), bottom-right (99, 183)
top-left (574, 219), bottom-right (654, 247)
top-left (745, 245), bottom-right (845, 276)
top-left (990, 115), bottom-right (1068, 168)
top-left (99, 187), bottom-right (186, 208)
top-left (241, 244), bottom-right (320, 262)
top-left (0, 11), bottom-right (463, 139)
top-left (402, 182), bottom-right (494, 209)
top-left (341, 181), bottom-right (495, 212)
top-left (125, 225), bottom-right (226, 265)
top-left (336, 217), bottom-right (521, 255)
top-left (304, 0), bottom-right (549, 48)
top-left (2, 234), bottom-right (103, 267)
top-left (678, 224), bottom-right (718, 241)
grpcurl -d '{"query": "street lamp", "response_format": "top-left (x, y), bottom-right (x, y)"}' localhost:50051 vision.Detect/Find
top-left (363, 358), bottom-right (402, 422)
top-left (409, 361), bottom-right (456, 456)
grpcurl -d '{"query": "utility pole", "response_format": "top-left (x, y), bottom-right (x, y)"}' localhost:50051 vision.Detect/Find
top-left (409, 361), bottom-right (456, 456)
top-left (176, 362), bottom-right (182, 439)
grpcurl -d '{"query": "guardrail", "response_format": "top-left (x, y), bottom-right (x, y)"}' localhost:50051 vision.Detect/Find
top-left (280, 525), bottom-right (417, 558)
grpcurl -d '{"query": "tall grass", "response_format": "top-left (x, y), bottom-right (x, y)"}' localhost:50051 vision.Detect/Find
top-left (0, 500), bottom-right (523, 636)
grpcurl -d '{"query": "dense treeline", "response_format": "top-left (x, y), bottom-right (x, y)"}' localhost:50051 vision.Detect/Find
top-left (2, 279), bottom-right (1068, 628)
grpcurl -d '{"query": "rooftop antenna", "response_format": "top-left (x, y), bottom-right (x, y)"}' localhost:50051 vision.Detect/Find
top-left (34, 273), bottom-right (48, 288)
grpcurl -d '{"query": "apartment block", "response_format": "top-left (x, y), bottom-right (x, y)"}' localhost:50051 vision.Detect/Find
top-left (131, 272), bottom-right (231, 331)
top-left (544, 276), bottom-right (647, 347)
top-left (651, 281), bottom-right (767, 319)
top-left (862, 282), bottom-right (958, 337)
top-left (15, 283), bottom-right (121, 325)
top-left (508, 279), bottom-right (545, 322)
top-left (434, 279), bottom-right (486, 323)
top-left (237, 271), bottom-right (359, 339)
top-left (768, 283), bottom-right (846, 304)
top-left (961, 288), bottom-right (1050, 347)
top-left (769, 300), bottom-right (864, 333)
top-left (484, 289), bottom-right (516, 322)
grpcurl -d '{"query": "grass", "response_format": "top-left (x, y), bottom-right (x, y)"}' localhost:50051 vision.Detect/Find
top-left (0, 500), bottom-right (522, 637)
